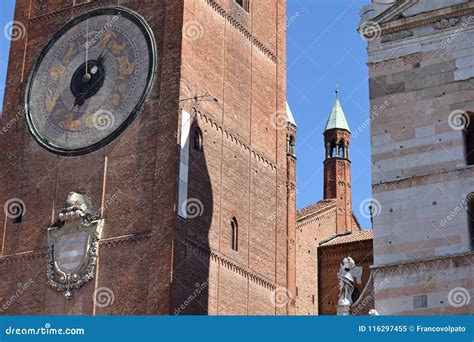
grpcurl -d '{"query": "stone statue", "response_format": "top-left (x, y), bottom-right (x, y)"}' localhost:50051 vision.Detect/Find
top-left (337, 256), bottom-right (363, 306)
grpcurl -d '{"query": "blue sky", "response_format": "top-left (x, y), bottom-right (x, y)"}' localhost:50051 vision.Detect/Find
top-left (287, 0), bottom-right (371, 227)
top-left (0, 0), bottom-right (372, 227)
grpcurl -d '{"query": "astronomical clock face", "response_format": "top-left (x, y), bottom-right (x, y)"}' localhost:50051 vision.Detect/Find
top-left (25, 7), bottom-right (156, 155)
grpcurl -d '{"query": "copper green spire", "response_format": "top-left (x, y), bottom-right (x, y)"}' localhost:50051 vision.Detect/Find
top-left (324, 86), bottom-right (350, 133)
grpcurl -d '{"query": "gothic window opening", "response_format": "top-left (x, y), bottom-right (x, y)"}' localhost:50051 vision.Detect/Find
top-left (330, 143), bottom-right (336, 158)
top-left (235, 0), bottom-right (250, 12)
top-left (338, 144), bottom-right (344, 157)
top-left (287, 135), bottom-right (296, 156)
top-left (231, 217), bottom-right (238, 251)
top-left (193, 127), bottom-right (203, 152)
top-left (465, 112), bottom-right (474, 165)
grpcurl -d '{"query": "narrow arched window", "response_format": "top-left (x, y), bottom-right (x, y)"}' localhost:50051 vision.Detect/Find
top-left (193, 127), bottom-right (203, 152)
top-left (231, 217), bottom-right (238, 251)
top-left (287, 135), bottom-right (295, 156)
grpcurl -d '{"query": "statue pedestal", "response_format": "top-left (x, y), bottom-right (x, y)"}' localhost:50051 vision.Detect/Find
top-left (337, 304), bottom-right (351, 316)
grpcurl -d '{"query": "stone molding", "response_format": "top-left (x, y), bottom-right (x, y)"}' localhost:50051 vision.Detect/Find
top-left (368, 52), bottom-right (423, 73)
top-left (185, 236), bottom-right (277, 291)
top-left (372, 251), bottom-right (474, 277)
top-left (373, 166), bottom-right (474, 194)
top-left (204, 0), bottom-right (278, 64)
top-left (378, 3), bottom-right (474, 35)
top-left (381, 29), bottom-right (413, 43)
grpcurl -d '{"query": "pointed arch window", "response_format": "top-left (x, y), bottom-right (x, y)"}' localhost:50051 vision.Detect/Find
top-left (231, 217), bottom-right (238, 251)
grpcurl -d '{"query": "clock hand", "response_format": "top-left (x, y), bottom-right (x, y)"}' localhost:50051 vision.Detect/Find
top-left (85, 18), bottom-right (89, 76)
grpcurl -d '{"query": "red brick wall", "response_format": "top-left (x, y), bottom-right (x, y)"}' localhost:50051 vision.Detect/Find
top-left (296, 208), bottom-right (336, 315)
top-left (176, 0), bottom-right (288, 315)
top-left (0, 0), bottom-right (288, 315)
top-left (318, 240), bottom-right (373, 315)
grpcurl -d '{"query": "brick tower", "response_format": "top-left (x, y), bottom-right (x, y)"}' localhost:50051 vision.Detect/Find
top-left (296, 90), bottom-right (368, 315)
top-left (323, 88), bottom-right (352, 233)
top-left (0, 0), bottom-right (289, 315)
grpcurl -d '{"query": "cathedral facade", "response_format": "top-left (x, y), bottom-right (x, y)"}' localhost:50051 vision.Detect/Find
top-left (360, 0), bottom-right (474, 315)
top-left (0, 0), bottom-right (293, 315)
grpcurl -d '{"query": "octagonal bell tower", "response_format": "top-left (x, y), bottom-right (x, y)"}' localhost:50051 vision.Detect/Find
top-left (323, 88), bottom-right (352, 234)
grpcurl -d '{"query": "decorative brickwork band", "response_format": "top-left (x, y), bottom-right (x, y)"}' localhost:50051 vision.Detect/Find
top-left (371, 252), bottom-right (474, 277)
top-left (185, 237), bottom-right (277, 291)
top-left (205, 0), bottom-right (278, 63)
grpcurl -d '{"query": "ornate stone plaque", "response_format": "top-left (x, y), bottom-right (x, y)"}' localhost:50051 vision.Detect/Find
top-left (47, 192), bottom-right (103, 299)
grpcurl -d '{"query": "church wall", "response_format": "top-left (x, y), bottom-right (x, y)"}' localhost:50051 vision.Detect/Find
top-left (0, 0), bottom-right (289, 316)
top-left (296, 208), bottom-right (336, 315)
top-left (365, 1), bottom-right (474, 314)
top-left (177, 0), bottom-right (288, 315)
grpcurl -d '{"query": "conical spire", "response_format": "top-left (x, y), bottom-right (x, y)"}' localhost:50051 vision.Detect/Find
top-left (324, 87), bottom-right (350, 133)
top-left (286, 102), bottom-right (297, 126)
